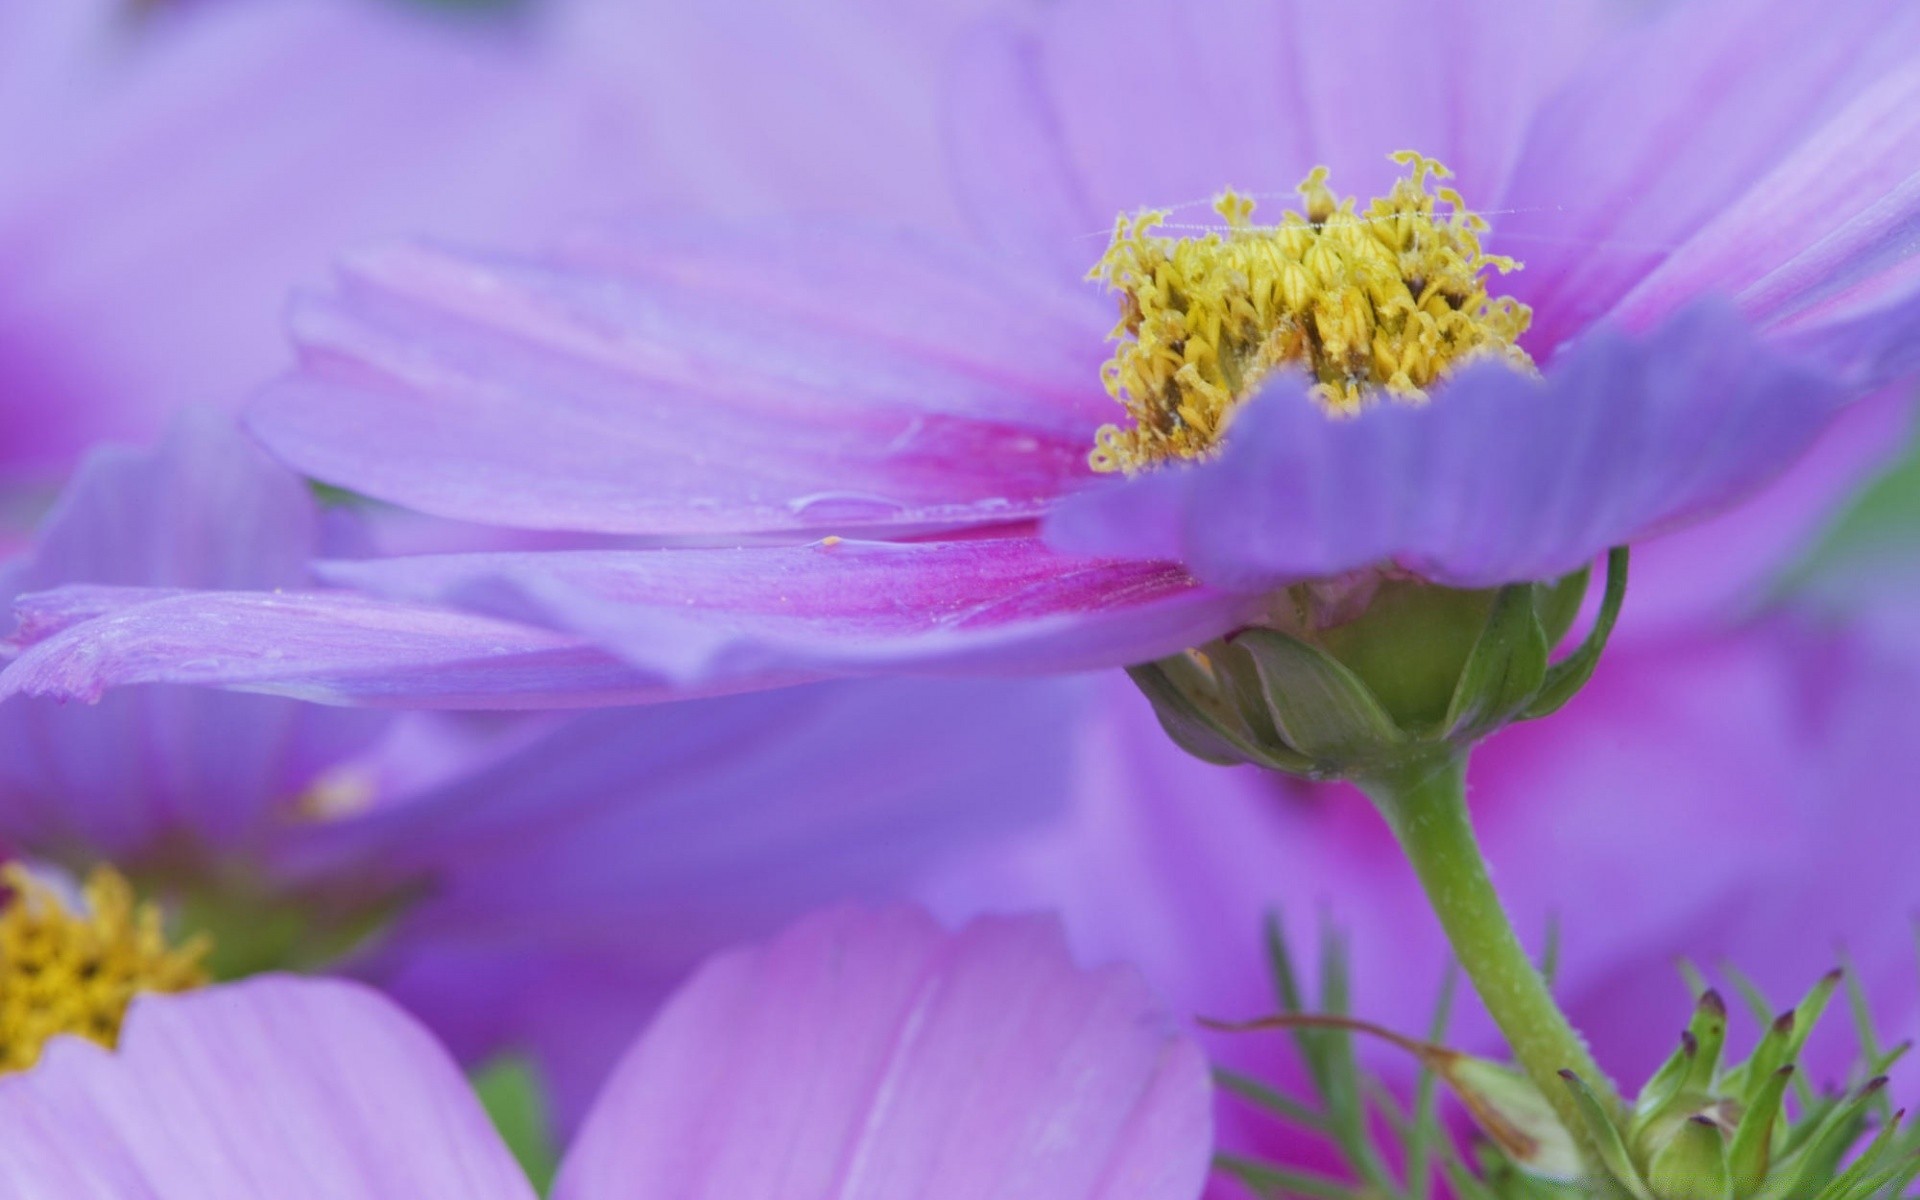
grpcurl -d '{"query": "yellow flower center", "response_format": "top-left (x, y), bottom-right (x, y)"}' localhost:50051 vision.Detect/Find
top-left (0, 864), bottom-right (208, 1073)
top-left (1087, 152), bottom-right (1534, 474)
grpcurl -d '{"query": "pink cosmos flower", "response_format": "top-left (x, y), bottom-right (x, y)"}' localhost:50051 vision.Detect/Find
top-left (0, 905), bottom-right (1214, 1199)
top-left (3, 0), bottom-right (1915, 709)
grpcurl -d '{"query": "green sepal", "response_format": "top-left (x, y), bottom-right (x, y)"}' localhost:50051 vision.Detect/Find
top-left (1524, 546), bottom-right (1629, 720)
top-left (1646, 1115), bottom-right (1730, 1200)
top-left (1443, 583), bottom-right (1551, 742)
top-left (1811, 1105), bottom-right (1907, 1200)
top-left (1232, 628), bottom-right (1410, 775)
top-left (1682, 990), bottom-right (1728, 1093)
top-left (1533, 566), bottom-right (1592, 648)
top-left (1628, 1021), bottom-right (1704, 1159)
top-left (1125, 659), bottom-right (1307, 772)
top-left (1725, 1011), bottom-right (1798, 1104)
top-left (1726, 1066), bottom-right (1793, 1195)
top-left (1758, 1077), bottom-right (1888, 1200)
top-left (1442, 1057), bottom-right (1585, 1184)
top-left (1560, 1070), bottom-right (1656, 1200)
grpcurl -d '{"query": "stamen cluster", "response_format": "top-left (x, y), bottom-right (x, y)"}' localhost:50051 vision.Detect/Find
top-left (0, 865), bottom-right (208, 1072)
top-left (1087, 152), bottom-right (1534, 473)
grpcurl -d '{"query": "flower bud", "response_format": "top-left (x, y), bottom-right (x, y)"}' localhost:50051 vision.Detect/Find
top-left (1129, 548), bottom-right (1626, 783)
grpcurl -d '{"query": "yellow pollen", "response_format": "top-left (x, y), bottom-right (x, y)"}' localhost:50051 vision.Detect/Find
top-left (1086, 151), bottom-right (1534, 473)
top-left (0, 864), bottom-right (208, 1073)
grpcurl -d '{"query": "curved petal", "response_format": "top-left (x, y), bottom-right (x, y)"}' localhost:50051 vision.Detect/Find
top-left (315, 537), bottom-right (1249, 688)
top-left (552, 905), bottom-right (1212, 1200)
top-left (251, 229), bottom-right (1107, 537)
top-left (1048, 303), bottom-right (1848, 591)
top-left (2, 538), bottom-right (1246, 707)
top-left (0, 976), bottom-right (533, 1199)
top-left (0, 413), bottom-right (383, 858)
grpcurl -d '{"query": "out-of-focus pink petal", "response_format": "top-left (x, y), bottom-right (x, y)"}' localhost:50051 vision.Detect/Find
top-left (251, 233), bottom-right (1106, 537)
top-left (1049, 304), bottom-right (1846, 591)
top-left (0, 976), bottom-right (534, 1199)
top-left (0, 0), bottom-right (647, 482)
top-left (0, 413), bottom-right (383, 858)
top-left (552, 905), bottom-right (1212, 1200)
top-left (945, 0), bottom-right (1607, 286)
top-left (346, 675), bottom-right (1094, 1129)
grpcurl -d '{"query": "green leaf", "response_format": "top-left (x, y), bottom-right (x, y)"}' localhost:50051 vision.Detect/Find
top-left (1213, 1068), bottom-right (1329, 1131)
top-left (1408, 965), bottom-right (1461, 1200)
top-left (1524, 546), bottom-right (1629, 720)
top-left (1213, 1154), bottom-right (1357, 1199)
top-left (472, 1056), bottom-right (560, 1193)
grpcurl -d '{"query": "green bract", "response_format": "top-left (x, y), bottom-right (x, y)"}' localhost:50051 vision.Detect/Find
top-left (1549, 975), bottom-right (1918, 1200)
top-left (1128, 549), bottom-right (1628, 784)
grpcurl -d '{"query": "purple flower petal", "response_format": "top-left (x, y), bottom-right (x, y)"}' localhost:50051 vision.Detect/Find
top-left (1498, 0), bottom-right (1920, 349)
top-left (251, 229), bottom-right (1107, 537)
top-left (0, 414), bottom-right (384, 858)
top-left (945, 0), bottom-right (1606, 285)
top-left (551, 905), bottom-right (1212, 1200)
top-left (1609, 64), bottom-right (1920, 340)
top-left (341, 675), bottom-right (1093, 1129)
top-left (4, 533), bottom-right (1243, 706)
top-left (2, 587), bottom-right (666, 710)
top-left (1048, 303), bottom-right (1848, 591)
top-left (0, 976), bottom-right (534, 1198)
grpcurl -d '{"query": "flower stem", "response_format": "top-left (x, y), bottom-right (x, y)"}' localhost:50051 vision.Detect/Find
top-left (1362, 755), bottom-right (1622, 1165)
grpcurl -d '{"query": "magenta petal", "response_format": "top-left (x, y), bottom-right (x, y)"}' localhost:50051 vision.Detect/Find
top-left (316, 537), bottom-right (1250, 688)
top-left (252, 230), bottom-right (1107, 537)
top-left (552, 905), bottom-right (1212, 1200)
top-left (1049, 304), bottom-right (1848, 591)
top-left (2, 587), bottom-right (665, 710)
top-left (0, 977), bottom-right (533, 1198)
top-left (3, 540), bottom-right (1245, 707)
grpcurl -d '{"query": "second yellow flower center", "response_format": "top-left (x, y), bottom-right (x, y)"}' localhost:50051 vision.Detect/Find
top-left (1087, 152), bottom-right (1534, 473)
top-left (0, 864), bottom-right (208, 1073)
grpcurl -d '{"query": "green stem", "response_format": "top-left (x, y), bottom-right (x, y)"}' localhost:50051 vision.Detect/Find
top-left (1362, 755), bottom-right (1622, 1167)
